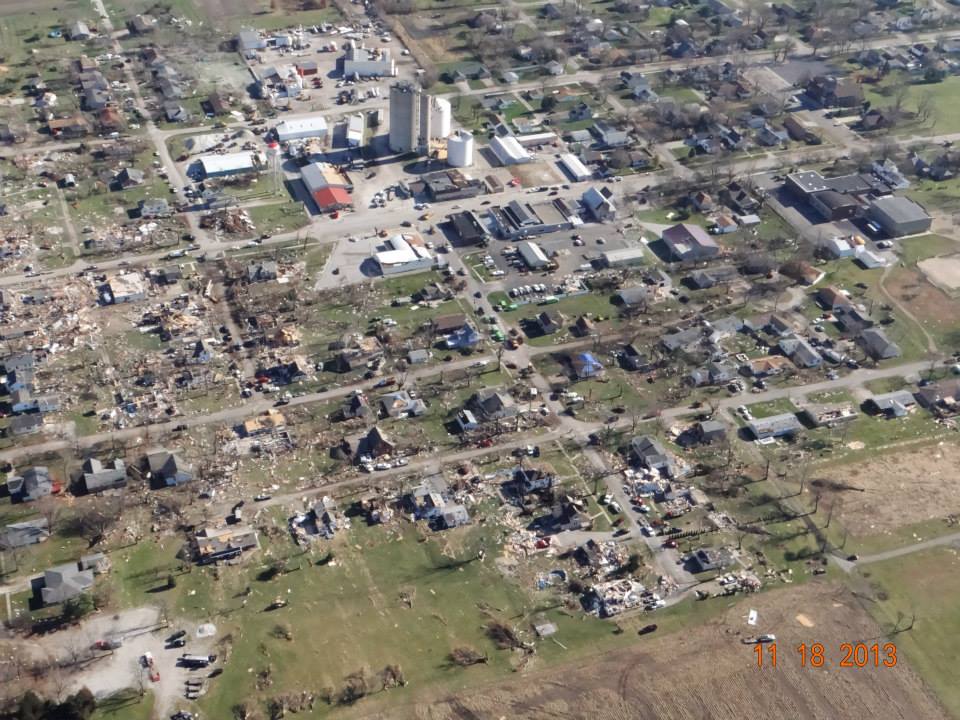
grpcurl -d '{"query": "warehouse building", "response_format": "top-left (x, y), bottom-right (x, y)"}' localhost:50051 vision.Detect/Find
top-left (448, 211), bottom-right (488, 245)
top-left (198, 151), bottom-right (258, 178)
top-left (275, 115), bottom-right (328, 142)
top-left (489, 135), bottom-right (532, 165)
top-left (375, 233), bottom-right (435, 275)
top-left (301, 162), bottom-right (353, 213)
top-left (866, 196), bottom-right (932, 237)
top-left (559, 153), bottom-right (592, 181)
top-left (487, 199), bottom-right (576, 240)
top-left (601, 247), bottom-right (646, 268)
top-left (518, 240), bottom-right (551, 269)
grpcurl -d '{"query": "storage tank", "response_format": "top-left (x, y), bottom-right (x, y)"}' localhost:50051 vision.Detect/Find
top-left (447, 130), bottom-right (474, 168)
top-left (430, 97), bottom-right (451, 140)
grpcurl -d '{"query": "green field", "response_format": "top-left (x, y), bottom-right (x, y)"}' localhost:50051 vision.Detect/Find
top-left (864, 548), bottom-right (960, 717)
top-left (865, 75), bottom-right (960, 136)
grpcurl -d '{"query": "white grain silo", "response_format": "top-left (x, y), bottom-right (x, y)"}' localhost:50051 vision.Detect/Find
top-left (430, 96), bottom-right (451, 140)
top-left (447, 130), bottom-right (474, 168)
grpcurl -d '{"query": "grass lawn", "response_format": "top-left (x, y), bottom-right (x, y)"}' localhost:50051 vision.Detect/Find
top-left (92, 690), bottom-right (155, 720)
top-left (907, 179), bottom-right (960, 216)
top-left (898, 234), bottom-right (958, 266)
top-left (194, 521), bottom-right (628, 718)
top-left (246, 201), bottom-right (310, 237)
top-left (864, 75), bottom-right (960, 136)
top-left (863, 547), bottom-right (960, 717)
top-left (744, 398), bottom-right (798, 418)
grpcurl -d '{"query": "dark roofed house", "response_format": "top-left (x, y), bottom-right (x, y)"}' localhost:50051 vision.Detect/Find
top-left (41, 563), bottom-right (94, 605)
top-left (915, 380), bottom-right (960, 411)
top-left (1, 518), bottom-right (50, 549)
top-left (146, 449), bottom-right (194, 486)
top-left (469, 388), bottom-right (517, 420)
top-left (747, 413), bottom-right (802, 439)
top-left (7, 467), bottom-right (54, 503)
top-left (537, 311), bottom-right (563, 335)
top-left (81, 458), bottom-right (127, 493)
top-left (858, 328), bottom-right (901, 360)
top-left (630, 435), bottom-right (680, 478)
top-left (697, 420), bottom-right (727, 444)
top-left (866, 389), bottom-right (916, 417)
top-left (778, 334), bottom-right (822, 368)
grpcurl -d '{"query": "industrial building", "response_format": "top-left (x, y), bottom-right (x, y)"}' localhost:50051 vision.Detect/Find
top-left (340, 43), bottom-right (397, 78)
top-left (448, 211), bottom-right (488, 244)
top-left (661, 223), bottom-right (720, 262)
top-left (275, 115), bottom-right (327, 143)
top-left (346, 113), bottom-right (365, 147)
top-left (866, 196), bottom-right (932, 237)
top-left (389, 82), bottom-right (430, 154)
top-left (422, 169), bottom-right (483, 202)
top-left (301, 162), bottom-right (353, 212)
top-left (489, 135), bottom-right (532, 165)
top-left (375, 233), bottom-right (436, 275)
top-left (601, 247), bottom-right (646, 268)
top-left (517, 240), bottom-right (551, 269)
top-left (447, 130), bottom-right (475, 168)
top-left (487, 199), bottom-right (576, 240)
top-left (198, 151), bottom-right (258, 178)
top-left (559, 153), bottom-right (592, 181)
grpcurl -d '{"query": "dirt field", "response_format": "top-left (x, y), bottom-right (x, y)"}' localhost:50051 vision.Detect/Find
top-left (919, 255), bottom-right (960, 294)
top-left (826, 441), bottom-right (960, 536)
top-left (191, 0), bottom-right (263, 19)
top-left (356, 582), bottom-right (946, 720)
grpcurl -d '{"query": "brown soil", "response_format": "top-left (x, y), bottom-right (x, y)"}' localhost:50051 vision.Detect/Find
top-left (828, 441), bottom-right (960, 536)
top-left (357, 582), bottom-right (948, 720)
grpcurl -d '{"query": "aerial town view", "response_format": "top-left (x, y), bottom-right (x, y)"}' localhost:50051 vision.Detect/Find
top-left (1, 0), bottom-right (960, 717)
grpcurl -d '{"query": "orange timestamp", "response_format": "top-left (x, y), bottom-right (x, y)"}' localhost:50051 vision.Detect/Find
top-left (755, 641), bottom-right (898, 669)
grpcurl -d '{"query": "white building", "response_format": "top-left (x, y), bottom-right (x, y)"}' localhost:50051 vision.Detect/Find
top-left (518, 240), bottom-right (550, 269)
top-left (199, 151), bottom-right (257, 177)
top-left (375, 234), bottom-right (435, 275)
top-left (341, 43), bottom-right (397, 78)
top-left (346, 114), bottom-right (365, 147)
top-left (447, 130), bottom-right (474, 168)
top-left (105, 272), bottom-right (146, 304)
top-left (489, 135), bottom-right (532, 165)
top-left (560, 153), bottom-right (592, 181)
top-left (275, 116), bottom-right (328, 143)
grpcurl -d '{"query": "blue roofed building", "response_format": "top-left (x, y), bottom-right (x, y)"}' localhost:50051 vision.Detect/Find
top-left (571, 352), bottom-right (604, 379)
top-left (444, 322), bottom-right (481, 350)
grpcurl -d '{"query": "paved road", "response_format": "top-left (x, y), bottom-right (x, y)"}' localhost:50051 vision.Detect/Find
top-left (832, 530), bottom-right (960, 572)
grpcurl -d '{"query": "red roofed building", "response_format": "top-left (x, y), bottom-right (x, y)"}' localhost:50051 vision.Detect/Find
top-left (313, 186), bottom-right (352, 212)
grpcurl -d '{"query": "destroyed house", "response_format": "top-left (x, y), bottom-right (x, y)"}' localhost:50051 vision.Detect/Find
top-left (194, 525), bottom-right (259, 564)
top-left (81, 458), bottom-right (127, 493)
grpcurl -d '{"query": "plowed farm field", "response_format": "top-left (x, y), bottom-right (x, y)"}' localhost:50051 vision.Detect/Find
top-left (358, 582), bottom-right (948, 720)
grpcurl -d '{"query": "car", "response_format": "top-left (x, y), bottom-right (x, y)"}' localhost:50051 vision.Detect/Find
top-left (662, 539), bottom-right (678, 549)
top-left (169, 638), bottom-right (187, 648)
top-left (168, 630), bottom-right (187, 642)
top-left (756, 634), bottom-right (776, 643)
top-left (596, 237), bottom-right (606, 245)
top-left (573, 237), bottom-right (584, 246)
top-left (638, 623), bottom-right (658, 635)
